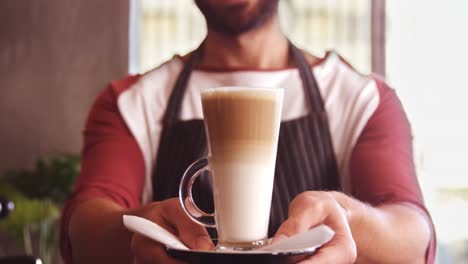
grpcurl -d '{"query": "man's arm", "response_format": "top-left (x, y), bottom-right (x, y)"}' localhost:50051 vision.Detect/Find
top-left (60, 77), bottom-right (145, 263)
top-left (68, 199), bottom-right (134, 263)
top-left (61, 75), bottom-right (214, 264)
top-left (332, 193), bottom-right (431, 263)
top-left (343, 77), bottom-right (434, 263)
top-left (69, 198), bottom-right (214, 264)
top-left (273, 192), bottom-right (430, 264)
top-left (274, 77), bottom-right (434, 263)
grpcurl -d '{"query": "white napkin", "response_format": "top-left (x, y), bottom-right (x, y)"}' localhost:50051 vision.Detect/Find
top-left (123, 215), bottom-right (334, 253)
top-left (123, 215), bottom-right (189, 250)
top-left (259, 225), bottom-right (334, 252)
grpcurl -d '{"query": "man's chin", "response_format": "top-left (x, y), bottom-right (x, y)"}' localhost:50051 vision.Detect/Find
top-left (196, 0), bottom-right (279, 36)
top-left (215, 0), bottom-right (251, 5)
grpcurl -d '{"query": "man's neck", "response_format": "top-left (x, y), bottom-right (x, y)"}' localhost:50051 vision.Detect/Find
top-left (199, 17), bottom-right (291, 70)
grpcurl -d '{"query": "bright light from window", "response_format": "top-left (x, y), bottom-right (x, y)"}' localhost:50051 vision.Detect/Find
top-left (136, 0), bottom-right (372, 73)
top-left (387, 1), bottom-right (468, 262)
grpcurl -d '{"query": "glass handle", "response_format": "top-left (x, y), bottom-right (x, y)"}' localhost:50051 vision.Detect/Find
top-left (178, 157), bottom-right (216, 228)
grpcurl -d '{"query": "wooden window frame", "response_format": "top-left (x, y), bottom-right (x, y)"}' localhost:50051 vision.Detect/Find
top-left (132, 0), bottom-right (387, 75)
top-left (371, 0), bottom-right (386, 76)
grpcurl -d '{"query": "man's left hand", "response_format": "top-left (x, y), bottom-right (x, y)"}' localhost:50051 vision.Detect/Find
top-left (272, 191), bottom-right (357, 264)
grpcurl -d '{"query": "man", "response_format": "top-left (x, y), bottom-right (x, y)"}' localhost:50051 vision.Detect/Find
top-left (60, 0), bottom-right (435, 263)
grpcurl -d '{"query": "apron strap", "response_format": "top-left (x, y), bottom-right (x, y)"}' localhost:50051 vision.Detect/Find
top-left (163, 43), bottom-right (204, 125)
top-left (289, 42), bottom-right (341, 191)
top-left (289, 43), bottom-right (325, 113)
top-left (163, 41), bottom-right (325, 123)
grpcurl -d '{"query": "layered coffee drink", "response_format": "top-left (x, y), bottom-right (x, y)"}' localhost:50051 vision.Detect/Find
top-left (201, 87), bottom-right (283, 248)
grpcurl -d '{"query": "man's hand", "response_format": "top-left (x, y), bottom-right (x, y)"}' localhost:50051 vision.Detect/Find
top-left (129, 198), bottom-right (214, 264)
top-left (272, 191), bottom-right (357, 264)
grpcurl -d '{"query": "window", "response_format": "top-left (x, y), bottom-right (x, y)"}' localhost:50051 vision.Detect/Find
top-left (387, 1), bottom-right (468, 262)
top-left (133, 0), bottom-right (372, 73)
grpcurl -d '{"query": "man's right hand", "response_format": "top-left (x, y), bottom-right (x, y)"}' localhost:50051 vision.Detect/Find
top-left (129, 198), bottom-right (214, 264)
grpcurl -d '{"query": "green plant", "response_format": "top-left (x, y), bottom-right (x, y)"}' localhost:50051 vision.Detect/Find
top-left (4, 154), bottom-right (80, 203)
top-left (0, 154), bottom-right (80, 263)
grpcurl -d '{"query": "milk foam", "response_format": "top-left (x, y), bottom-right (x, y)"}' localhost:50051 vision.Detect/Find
top-left (211, 162), bottom-right (275, 243)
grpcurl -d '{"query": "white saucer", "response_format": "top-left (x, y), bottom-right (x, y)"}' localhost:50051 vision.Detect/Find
top-left (123, 215), bottom-right (335, 264)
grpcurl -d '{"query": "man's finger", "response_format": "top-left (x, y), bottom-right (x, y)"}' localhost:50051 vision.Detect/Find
top-left (272, 192), bottom-right (356, 263)
top-left (272, 195), bottom-right (329, 242)
top-left (298, 202), bottom-right (356, 264)
top-left (272, 207), bottom-right (318, 243)
top-left (162, 199), bottom-right (214, 250)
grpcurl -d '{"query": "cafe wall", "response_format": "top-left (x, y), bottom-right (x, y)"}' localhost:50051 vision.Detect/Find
top-left (0, 0), bottom-right (129, 175)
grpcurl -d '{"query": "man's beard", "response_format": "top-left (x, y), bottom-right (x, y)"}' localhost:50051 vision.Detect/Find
top-left (195, 0), bottom-right (280, 36)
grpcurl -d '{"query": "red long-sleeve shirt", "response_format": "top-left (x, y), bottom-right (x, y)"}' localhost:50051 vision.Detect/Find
top-left (60, 53), bottom-right (435, 263)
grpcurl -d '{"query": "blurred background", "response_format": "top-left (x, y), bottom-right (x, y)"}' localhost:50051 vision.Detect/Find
top-left (0, 0), bottom-right (467, 263)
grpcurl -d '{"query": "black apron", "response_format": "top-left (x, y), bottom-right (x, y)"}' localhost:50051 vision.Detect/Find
top-left (152, 42), bottom-right (341, 237)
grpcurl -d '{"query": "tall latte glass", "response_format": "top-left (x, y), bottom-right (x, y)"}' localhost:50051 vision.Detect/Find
top-left (179, 87), bottom-right (283, 250)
